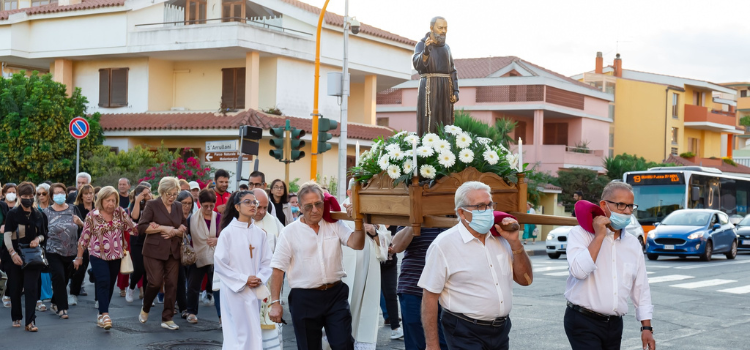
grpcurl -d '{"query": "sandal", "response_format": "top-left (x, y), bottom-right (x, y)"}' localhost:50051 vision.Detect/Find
top-left (12, 320), bottom-right (21, 328)
top-left (181, 310), bottom-right (189, 319)
top-left (99, 314), bottom-right (112, 330)
top-left (50, 304), bottom-right (58, 313)
top-left (25, 323), bottom-right (38, 332)
top-left (35, 301), bottom-right (47, 312)
top-left (187, 314), bottom-right (198, 324)
top-left (58, 310), bottom-right (69, 319)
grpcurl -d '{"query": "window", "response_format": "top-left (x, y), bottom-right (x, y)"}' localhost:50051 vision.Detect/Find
top-left (185, 0), bottom-right (207, 24)
top-left (221, 68), bottom-right (246, 110)
top-left (671, 147), bottom-right (678, 156)
top-left (672, 93), bottom-right (679, 118)
top-left (609, 132), bottom-right (614, 148)
top-left (671, 127), bottom-right (678, 145)
top-left (376, 118), bottom-right (389, 127)
top-left (608, 104), bottom-right (615, 121)
top-left (1, 0), bottom-right (18, 10)
top-left (543, 123), bottom-right (568, 145)
top-left (222, 0), bottom-right (245, 22)
top-left (719, 213), bottom-right (729, 225)
top-left (514, 121), bottom-right (527, 142)
top-left (742, 90), bottom-right (748, 98)
top-left (31, 0), bottom-right (54, 6)
top-left (98, 68), bottom-right (129, 108)
top-left (693, 91), bottom-right (705, 106)
top-left (688, 137), bottom-right (700, 158)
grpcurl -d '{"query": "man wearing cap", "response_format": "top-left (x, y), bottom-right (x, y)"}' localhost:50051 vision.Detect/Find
top-left (188, 181), bottom-right (201, 214)
top-left (419, 181), bottom-right (533, 350)
top-left (565, 181), bottom-right (655, 350)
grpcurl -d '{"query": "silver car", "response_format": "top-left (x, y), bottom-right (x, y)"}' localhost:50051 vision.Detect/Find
top-left (546, 215), bottom-right (644, 259)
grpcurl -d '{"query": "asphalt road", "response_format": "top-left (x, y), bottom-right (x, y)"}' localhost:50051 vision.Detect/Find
top-left (2, 251), bottom-right (749, 349)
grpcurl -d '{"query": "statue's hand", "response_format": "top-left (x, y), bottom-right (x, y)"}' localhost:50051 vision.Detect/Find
top-left (450, 91), bottom-right (459, 104)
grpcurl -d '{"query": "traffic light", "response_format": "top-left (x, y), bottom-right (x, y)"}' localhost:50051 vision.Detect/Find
top-left (290, 127), bottom-right (306, 162)
top-left (318, 117), bottom-right (338, 154)
top-left (269, 125), bottom-right (285, 160)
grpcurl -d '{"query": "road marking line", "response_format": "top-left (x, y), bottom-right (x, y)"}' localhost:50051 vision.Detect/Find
top-left (675, 259), bottom-right (750, 270)
top-left (648, 275), bottom-right (694, 283)
top-left (544, 271), bottom-right (570, 276)
top-left (647, 272), bottom-right (655, 275)
top-left (718, 285), bottom-right (750, 294)
top-left (534, 266), bottom-right (569, 272)
top-left (671, 279), bottom-right (736, 289)
top-left (643, 265), bottom-right (671, 269)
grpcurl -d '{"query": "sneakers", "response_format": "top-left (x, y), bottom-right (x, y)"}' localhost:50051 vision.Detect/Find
top-left (156, 293), bottom-right (164, 304)
top-left (2, 296), bottom-right (10, 308)
top-left (139, 309), bottom-right (148, 323)
top-left (68, 295), bottom-right (78, 306)
top-left (390, 327), bottom-right (404, 340)
top-left (125, 288), bottom-right (135, 303)
top-left (207, 293), bottom-right (215, 306)
top-left (161, 321), bottom-right (179, 330)
top-left (200, 291), bottom-right (209, 306)
top-left (79, 287), bottom-right (88, 297)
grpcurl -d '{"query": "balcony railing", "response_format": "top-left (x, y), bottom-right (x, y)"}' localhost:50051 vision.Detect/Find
top-left (135, 16), bottom-right (312, 36)
top-left (684, 104), bottom-right (736, 127)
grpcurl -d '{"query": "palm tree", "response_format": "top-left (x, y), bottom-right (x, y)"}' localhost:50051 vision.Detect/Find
top-left (454, 110), bottom-right (516, 150)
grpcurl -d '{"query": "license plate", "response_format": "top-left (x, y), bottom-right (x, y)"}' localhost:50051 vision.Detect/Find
top-left (560, 244), bottom-right (566, 250)
top-left (743, 240), bottom-right (750, 246)
top-left (664, 245), bottom-right (675, 250)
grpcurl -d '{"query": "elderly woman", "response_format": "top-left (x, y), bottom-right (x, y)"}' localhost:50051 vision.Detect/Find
top-left (137, 177), bottom-right (186, 331)
top-left (4, 182), bottom-right (49, 331)
top-left (74, 186), bottom-right (134, 330)
top-left (125, 184), bottom-right (152, 302)
top-left (186, 189), bottom-right (221, 324)
top-left (43, 183), bottom-right (84, 319)
top-left (35, 183), bottom-right (51, 210)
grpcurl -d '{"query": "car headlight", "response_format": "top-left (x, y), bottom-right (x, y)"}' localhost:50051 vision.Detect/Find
top-left (547, 233), bottom-right (556, 240)
top-left (687, 232), bottom-right (704, 240)
top-left (648, 231), bottom-right (656, 239)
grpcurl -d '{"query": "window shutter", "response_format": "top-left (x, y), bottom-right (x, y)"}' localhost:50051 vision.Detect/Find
top-left (110, 68), bottom-right (129, 107)
top-left (543, 123), bottom-right (554, 145)
top-left (235, 68), bottom-right (246, 109)
top-left (221, 68), bottom-right (235, 109)
top-left (557, 123), bottom-right (568, 145)
top-left (514, 121), bottom-right (526, 142)
top-left (98, 69), bottom-right (110, 108)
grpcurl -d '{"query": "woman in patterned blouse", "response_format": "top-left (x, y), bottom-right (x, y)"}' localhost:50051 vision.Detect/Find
top-left (73, 186), bottom-right (135, 330)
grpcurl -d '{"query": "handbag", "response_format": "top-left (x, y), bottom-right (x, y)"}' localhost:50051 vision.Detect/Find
top-left (18, 243), bottom-right (48, 269)
top-left (181, 234), bottom-right (197, 266)
top-left (120, 251), bottom-right (134, 274)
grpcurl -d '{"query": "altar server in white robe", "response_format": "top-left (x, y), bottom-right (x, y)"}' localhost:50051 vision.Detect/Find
top-left (214, 191), bottom-right (273, 350)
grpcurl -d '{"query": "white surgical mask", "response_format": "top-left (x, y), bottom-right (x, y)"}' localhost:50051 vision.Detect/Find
top-left (5, 193), bottom-right (16, 202)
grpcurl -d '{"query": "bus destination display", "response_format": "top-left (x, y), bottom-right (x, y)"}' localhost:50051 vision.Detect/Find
top-left (627, 173), bottom-right (685, 185)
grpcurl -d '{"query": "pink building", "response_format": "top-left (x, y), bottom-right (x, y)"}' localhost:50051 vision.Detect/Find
top-left (376, 57), bottom-right (614, 174)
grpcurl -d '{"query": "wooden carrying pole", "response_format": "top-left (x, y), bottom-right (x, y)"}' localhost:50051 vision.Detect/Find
top-left (329, 211), bottom-right (578, 228)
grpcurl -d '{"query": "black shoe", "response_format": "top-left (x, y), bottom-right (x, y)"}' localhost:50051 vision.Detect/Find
top-left (384, 319), bottom-right (391, 325)
top-left (80, 287), bottom-right (88, 297)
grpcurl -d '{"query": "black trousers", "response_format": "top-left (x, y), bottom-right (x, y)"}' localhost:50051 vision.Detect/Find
top-left (380, 257), bottom-right (400, 330)
top-left (288, 282), bottom-right (354, 350)
top-left (6, 262), bottom-right (42, 326)
top-left (187, 264), bottom-right (213, 315)
top-left (564, 305), bottom-right (624, 350)
top-left (128, 241), bottom-right (148, 290)
top-left (69, 250), bottom-right (89, 296)
top-left (441, 311), bottom-right (511, 350)
top-left (47, 253), bottom-right (75, 311)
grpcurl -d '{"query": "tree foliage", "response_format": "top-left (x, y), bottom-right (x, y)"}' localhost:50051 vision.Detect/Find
top-left (0, 71), bottom-right (103, 183)
top-left (524, 167), bottom-right (559, 208)
top-left (603, 153), bottom-right (676, 183)
top-left (557, 168), bottom-right (610, 212)
top-left (84, 144), bottom-right (180, 187)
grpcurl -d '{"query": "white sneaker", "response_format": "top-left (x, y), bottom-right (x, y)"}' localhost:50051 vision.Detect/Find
top-left (390, 327), bottom-right (404, 340)
top-left (2, 296), bottom-right (10, 308)
top-left (125, 288), bottom-right (134, 303)
top-left (208, 294), bottom-right (215, 306)
top-left (200, 291), bottom-right (209, 306)
top-left (95, 301), bottom-right (99, 309)
top-left (161, 321), bottom-right (179, 330)
top-left (68, 295), bottom-right (78, 306)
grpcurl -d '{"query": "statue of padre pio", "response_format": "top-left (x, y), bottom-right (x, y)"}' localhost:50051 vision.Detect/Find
top-left (413, 16), bottom-right (459, 136)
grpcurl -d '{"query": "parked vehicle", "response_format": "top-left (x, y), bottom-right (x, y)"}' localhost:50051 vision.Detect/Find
top-left (546, 215), bottom-right (644, 259)
top-left (734, 215), bottom-right (750, 251)
top-left (645, 209), bottom-right (738, 261)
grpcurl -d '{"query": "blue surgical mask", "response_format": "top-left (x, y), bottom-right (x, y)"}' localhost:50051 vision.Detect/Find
top-left (53, 194), bottom-right (66, 205)
top-left (607, 207), bottom-right (631, 230)
top-left (462, 209), bottom-right (494, 234)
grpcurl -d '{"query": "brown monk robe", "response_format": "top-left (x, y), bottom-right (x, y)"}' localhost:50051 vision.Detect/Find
top-left (413, 16), bottom-right (460, 136)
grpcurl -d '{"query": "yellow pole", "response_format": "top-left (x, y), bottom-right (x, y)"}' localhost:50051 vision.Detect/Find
top-left (311, 0), bottom-right (331, 181)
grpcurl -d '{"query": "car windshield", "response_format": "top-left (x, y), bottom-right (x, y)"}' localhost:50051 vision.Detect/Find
top-left (739, 216), bottom-right (750, 226)
top-left (661, 211), bottom-right (710, 226)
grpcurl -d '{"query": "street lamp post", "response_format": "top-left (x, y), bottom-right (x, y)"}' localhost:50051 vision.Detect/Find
top-left (337, 0), bottom-right (351, 203)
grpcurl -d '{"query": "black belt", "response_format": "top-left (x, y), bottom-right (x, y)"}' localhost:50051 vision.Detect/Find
top-left (567, 301), bottom-right (622, 322)
top-left (312, 281), bottom-right (341, 291)
top-left (443, 309), bottom-right (507, 327)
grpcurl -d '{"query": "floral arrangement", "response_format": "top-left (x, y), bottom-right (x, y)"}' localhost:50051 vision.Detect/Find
top-left (350, 124), bottom-right (525, 186)
top-left (138, 151), bottom-right (215, 190)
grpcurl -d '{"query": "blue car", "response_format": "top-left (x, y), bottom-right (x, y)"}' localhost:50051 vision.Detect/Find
top-left (646, 209), bottom-right (738, 261)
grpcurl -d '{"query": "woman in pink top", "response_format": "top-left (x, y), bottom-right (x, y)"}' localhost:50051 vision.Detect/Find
top-left (73, 186), bottom-right (135, 330)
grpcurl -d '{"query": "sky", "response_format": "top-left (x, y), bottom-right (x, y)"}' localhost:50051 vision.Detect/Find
top-left (316, 0), bottom-right (750, 84)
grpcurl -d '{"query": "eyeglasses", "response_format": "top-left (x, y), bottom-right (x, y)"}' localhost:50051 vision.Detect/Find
top-left (164, 192), bottom-right (179, 198)
top-left (272, 186), bottom-right (285, 190)
top-left (463, 202), bottom-right (496, 213)
top-left (302, 201), bottom-right (324, 212)
top-left (38, 192), bottom-right (48, 196)
top-left (604, 200), bottom-right (638, 211)
top-left (239, 199), bottom-right (260, 207)
top-left (249, 183), bottom-right (264, 188)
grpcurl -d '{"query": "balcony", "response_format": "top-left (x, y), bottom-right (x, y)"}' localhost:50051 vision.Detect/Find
top-left (684, 104), bottom-right (740, 133)
top-left (517, 144), bottom-right (605, 174)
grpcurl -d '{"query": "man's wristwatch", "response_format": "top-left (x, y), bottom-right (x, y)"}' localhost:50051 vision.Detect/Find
top-left (640, 326), bottom-right (653, 333)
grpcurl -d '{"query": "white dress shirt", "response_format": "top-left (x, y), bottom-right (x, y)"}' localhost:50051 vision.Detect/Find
top-left (270, 218), bottom-right (353, 289)
top-left (565, 225), bottom-right (653, 321)
top-left (418, 223), bottom-right (514, 321)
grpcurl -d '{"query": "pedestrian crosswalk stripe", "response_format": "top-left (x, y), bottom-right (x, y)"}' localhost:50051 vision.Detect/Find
top-left (647, 272), bottom-right (655, 275)
top-left (544, 271), bottom-right (570, 276)
top-left (671, 279), bottom-right (736, 289)
top-left (675, 259), bottom-right (750, 270)
top-left (648, 275), bottom-right (694, 283)
top-left (718, 285), bottom-right (750, 294)
top-left (534, 266), bottom-right (569, 272)
top-left (644, 265), bottom-right (672, 269)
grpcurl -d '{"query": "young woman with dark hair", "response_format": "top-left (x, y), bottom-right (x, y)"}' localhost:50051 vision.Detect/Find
top-left (125, 184), bottom-right (152, 302)
top-left (269, 180), bottom-right (292, 226)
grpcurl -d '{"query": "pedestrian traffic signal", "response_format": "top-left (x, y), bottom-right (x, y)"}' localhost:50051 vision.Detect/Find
top-left (269, 126), bottom-right (285, 160)
top-left (318, 117), bottom-right (338, 154)
top-left (290, 127), bottom-right (306, 162)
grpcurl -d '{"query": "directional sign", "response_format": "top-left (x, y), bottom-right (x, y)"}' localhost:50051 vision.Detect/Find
top-left (205, 151), bottom-right (252, 162)
top-left (205, 140), bottom-right (238, 152)
top-left (69, 117), bottom-right (89, 140)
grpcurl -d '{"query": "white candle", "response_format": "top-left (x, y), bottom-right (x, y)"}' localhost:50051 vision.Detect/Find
top-left (518, 137), bottom-right (523, 171)
top-left (412, 139), bottom-right (418, 176)
top-left (355, 141), bottom-right (360, 166)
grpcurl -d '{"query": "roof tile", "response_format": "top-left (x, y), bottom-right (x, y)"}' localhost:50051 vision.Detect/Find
top-left (0, 0), bottom-right (125, 20)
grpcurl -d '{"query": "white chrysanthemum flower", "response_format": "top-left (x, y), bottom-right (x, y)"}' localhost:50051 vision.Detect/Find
top-left (420, 164), bottom-right (436, 179)
top-left (455, 133), bottom-right (473, 149)
top-left (458, 149), bottom-right (474, 163)
top-left (405, 150), bottom-right (414, 158)
top-left (417, 146), bottom-right (435, 158)
top-left (402, 159), bottom-right (414, 175)
top-left (385, 144), bottom-right (400, 153)
top-left (506, 153), bottom-right (520, 171)
top-left (357, 150), bottom-right (370, 165)
top-left (390, 149), bottom-right (405, 161)
top-left (483, 150), bottom-right (499, 165)
top-left (393, 130), bottom-right (407, 138)
top-left (476, 137), bottom-right (492, 145)
top-left (422, 133), bottom-right (439, 147)
top-left (438, 151), bottom-right (456, 168)
top-left (378, 155), bottom-right (390, 170)
top-left (444, 125), bottom-right (462, 135)
top-left (498, 143), bottom-right (510, 153)
top-left (387, 164), bottom-right (401, 179)
top-left (433, 139), bottom-right (451, 153)
top-left (404, 135), bottom-right (420, 146)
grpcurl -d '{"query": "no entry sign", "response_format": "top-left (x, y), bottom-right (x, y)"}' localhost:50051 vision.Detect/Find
top-left (69, 117), bottom-right (89, 140)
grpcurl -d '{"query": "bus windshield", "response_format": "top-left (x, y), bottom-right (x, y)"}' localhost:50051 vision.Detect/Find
top-left (631, 184), bottom-right (685, 225)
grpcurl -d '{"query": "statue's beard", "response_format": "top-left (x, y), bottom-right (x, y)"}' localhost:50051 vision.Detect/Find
top-left (432, 32), bottom-right (446, 45)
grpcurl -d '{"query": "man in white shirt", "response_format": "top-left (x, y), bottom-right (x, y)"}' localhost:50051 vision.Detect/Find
top-left (565, 181), bottom-right (656, 350)
top-left (418, 181), bottom-right (533, 350)
top-left (269, 181), bottom-right (366, 350)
